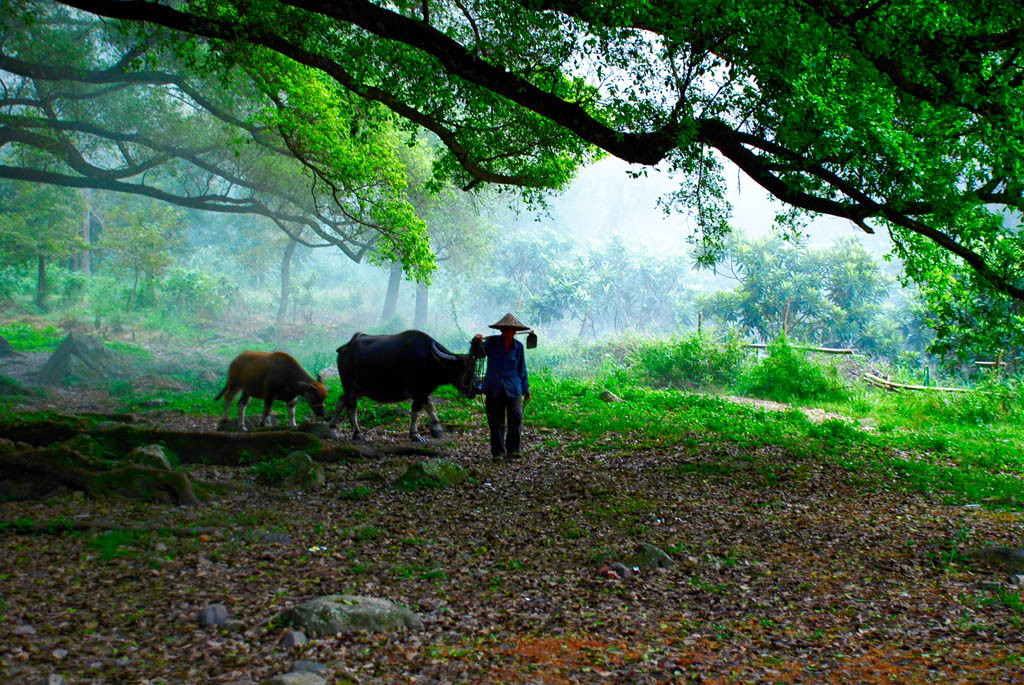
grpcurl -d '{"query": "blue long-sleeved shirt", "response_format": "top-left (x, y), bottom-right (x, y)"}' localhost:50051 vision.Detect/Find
top-left (474, 335), bottom-right (529, 398)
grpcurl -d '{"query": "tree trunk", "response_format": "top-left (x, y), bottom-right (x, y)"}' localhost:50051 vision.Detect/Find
top-left (75, 188), bottom-right (91, 274)
top-left (36, 256), bottom-right (47, 309)
top-left (277, 237), bottom-right (298, 325)
top-left (381, 261), bottom-right (402, 322)
top-left (414, 282), bottom-right (429, 329)
top-left (129, 269), bottom-right (140, 310)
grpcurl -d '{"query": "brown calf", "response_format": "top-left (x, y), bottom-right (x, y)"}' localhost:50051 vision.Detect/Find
top-left (215, 351), bottom-right (328, 430)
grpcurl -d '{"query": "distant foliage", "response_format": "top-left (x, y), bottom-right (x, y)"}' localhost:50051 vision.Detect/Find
top-left (699, 235), bottom-right (891, 351)
top-left (162, 269), bottom-right (237, 322)
top-left (740, 336), bottom-right (848, 403)
top-left (626, 333), bottom-right (747, 388)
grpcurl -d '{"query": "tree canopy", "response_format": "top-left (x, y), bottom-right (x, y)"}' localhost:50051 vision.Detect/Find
top-left (0, 2), bottom-right (435, 277)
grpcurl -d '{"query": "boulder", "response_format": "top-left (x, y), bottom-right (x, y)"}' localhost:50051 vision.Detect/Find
top-left (281, 630), bottom-right (307, 649)
top-left (276, 595), bottom-right (424, 637)
top-left (38, 332), bottom-right (132, 385)
top-left (967, 547), bottom-right (1024, 572)
top-left (198, 604), bottom-right (230, 627)
top-left (630, 542), bottom-right (676, 570)
top-left (126, 444), bottom-right (172, 471)
top-left (283, 451), bottom-right (325, 488)
top-left (0, 334), bottom-right (17, 356)
top-left (394, 458), bottom-right (466, 491)
top-left (260, 674), bottom-right (325, 685)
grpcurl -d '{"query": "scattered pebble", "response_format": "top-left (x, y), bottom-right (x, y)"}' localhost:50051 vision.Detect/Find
top-left (52, 648), bottom-right (68, 660)
top-left (290, 660), bottom-right (328, 674)
top-left (281, 629), bottom-right (307, 649)
top-left (222, 619), bottom-right (247, 633)
top-left (198, 603), bottom-right (230, 627)
top-left (609, 562), bottom-right (634, 579)
top-left (12, 624), bottom-right (36, 635)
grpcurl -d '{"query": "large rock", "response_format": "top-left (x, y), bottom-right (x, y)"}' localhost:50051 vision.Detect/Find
top-left (126, 444), bottom-right (172, 470)
top-left (277, 595), bottom-right (424, 637)
top-left (38, 332), bottom-right (132, 385)
top-left (0, 334), bottom-right (17, 356)
top-left (394, 458), bottom-right (466, 491)
top-left (967, 547), bottom-right (1024, 572)
top-left (283, 451), bottom-right (325, 488)
top-left (260, 674), bottom-right (325, 685)
top-left (630, 542), bottom-right (676, 570)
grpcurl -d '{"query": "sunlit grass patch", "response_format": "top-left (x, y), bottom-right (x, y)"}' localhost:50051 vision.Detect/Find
top-left (0, 321), bottom-right (63, 351)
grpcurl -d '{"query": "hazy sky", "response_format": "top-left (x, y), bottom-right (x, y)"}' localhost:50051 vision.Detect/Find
top-left (520, 157), bottom-right (894, 257)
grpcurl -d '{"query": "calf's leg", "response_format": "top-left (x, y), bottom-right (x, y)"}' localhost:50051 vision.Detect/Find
top-left (286, 397), bottom-right (298, 427)
top-left (260, 394), bottom-right (275, 427)
top-left (220, 387), bottom-right (239, 422)
top-left (237, 394), bottom-right (251, 431)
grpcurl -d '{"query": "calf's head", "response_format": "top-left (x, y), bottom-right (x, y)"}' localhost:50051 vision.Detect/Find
top-left (298, 374), bottom-right (329, 419)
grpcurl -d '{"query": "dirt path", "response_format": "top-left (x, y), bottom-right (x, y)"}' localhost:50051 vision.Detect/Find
top-left (720, 393), bottom-right (876, 429)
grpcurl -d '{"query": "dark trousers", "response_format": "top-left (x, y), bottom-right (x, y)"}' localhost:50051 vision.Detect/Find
top-left (485, 394), bottom-right (523, 456)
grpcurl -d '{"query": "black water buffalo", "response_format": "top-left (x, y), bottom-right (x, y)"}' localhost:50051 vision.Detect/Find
top-left (329, 330), bottom-right (485, 442)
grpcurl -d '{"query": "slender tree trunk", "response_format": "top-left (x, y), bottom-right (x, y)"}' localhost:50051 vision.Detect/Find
top-left (129, 270), bottom-right (140, 310)
top-left (414, 282), bottom-right (429, 330)
top-left (36, 256), bottom-right (47, 309)
top-left (381, 261), bottom-right (402, 322)
top-left (77, 189), bottom-right (91, 274)
top-left (277, 238), bottom-right (298, 326)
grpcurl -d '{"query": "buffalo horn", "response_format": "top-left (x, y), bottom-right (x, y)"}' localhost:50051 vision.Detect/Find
top-left (432, 342), bottom-right (457, 361)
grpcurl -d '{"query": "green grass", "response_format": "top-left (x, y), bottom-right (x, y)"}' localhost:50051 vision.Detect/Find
top-left (105, 340), bottom-right (155, 362)
top-left (0, 321), bottom-right (63, 351)
top-left (523, 373), bottom-right (1024, 510)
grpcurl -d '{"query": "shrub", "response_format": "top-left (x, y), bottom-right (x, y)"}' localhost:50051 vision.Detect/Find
top-left (249, 457), bottom-right (294, 485)
top-left (626, 332), bottom-right (747, 388)
top-left (740, 335), bottom-right (848, 403)
top-left (162, 269), bottom-right (237, 322)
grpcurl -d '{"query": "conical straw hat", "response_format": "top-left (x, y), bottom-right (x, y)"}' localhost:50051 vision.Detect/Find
top-left (488, 312), bottom-right (530, 331)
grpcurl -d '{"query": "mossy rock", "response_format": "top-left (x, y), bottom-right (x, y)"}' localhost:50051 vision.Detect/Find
top-left (966, 547), bottom-right (1024, 572)
top-left (629, 542), bottom-right (676, 570)
top-left (283, 451), bottom-right (325, 488)
top-left (277, 595), bottom-right (423, 637)
top-left (125, 444), bottom-right (173, 471)
top-left (394, 458), bottom-right (466, 491)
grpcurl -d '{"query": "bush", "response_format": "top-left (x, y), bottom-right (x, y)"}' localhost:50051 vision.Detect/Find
top-left (162, 268), bottom-right (237, 321)
top-left (48, 266), bottom-right (88, 307)
top-left (249, 457), bottom-right (294, 485)
top-left (740, 336), bottom-right (849, 403)
top-left (626, 332), bottom-right (747, 388)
